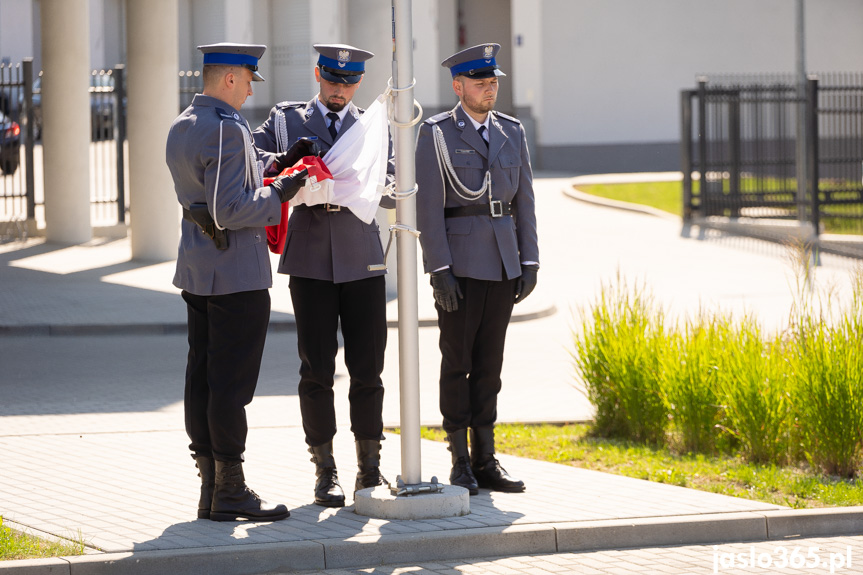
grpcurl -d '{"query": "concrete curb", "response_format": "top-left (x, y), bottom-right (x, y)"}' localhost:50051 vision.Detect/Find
top-left (564, 184), bottom-right (681, 222)
top-left (554, 512), bottom-right (768, 553)
top-left (763, 507), bottom-right (863, 540)
top-left (321, 525), bottom-right (557, 569)
top-left (0, 305), bottom-right (558, 337)
top-left (7, 509), bottom-right (863, 575)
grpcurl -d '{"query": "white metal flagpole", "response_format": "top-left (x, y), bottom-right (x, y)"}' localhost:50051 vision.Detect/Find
top-left (391, 0), bottom-right (422, 486)
top-left (356, 2), bottom-right (468, 516)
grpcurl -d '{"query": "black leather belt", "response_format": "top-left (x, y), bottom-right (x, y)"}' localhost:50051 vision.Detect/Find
top-left (444, 201), bottom-right (513, 218)
top-left (293, 203), bottom-right (344, 212)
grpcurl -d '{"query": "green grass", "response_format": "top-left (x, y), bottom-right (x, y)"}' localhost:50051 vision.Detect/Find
top-left (0, 517), bottom-right (85, 561)
top-left (576, 181), bottom-right (683, 217)
top-left (575, 179), bottom-right (863, 236)
top-left (400, 424), bottom-right (863, 509)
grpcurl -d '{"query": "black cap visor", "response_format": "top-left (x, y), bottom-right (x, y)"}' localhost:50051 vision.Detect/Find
top-left (319, 65), bottom-right (363, 85)
top-left (244, 64), bottom-right (265, 82)
top-left (455, 65), bottom-right (505, 79)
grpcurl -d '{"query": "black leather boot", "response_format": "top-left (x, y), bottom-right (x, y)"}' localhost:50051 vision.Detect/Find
top-left (309, 442), bottom-right (345, 507)
top-left (355, 439), bottom-right (388, 494)
top-left (470, 426), bottom-right (525, 493)
top-left (193, 455), bottom-right (215, 520)
top-left (446, 429), bottom-right (478, 495)
top-left (210, 460), bottom-right (291, 522)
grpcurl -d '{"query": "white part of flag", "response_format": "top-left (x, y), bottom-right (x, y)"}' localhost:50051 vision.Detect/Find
top-left (289, 93), bottom-right (389, 224)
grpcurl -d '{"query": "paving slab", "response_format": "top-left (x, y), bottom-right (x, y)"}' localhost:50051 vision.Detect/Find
top-left (2, 174), bottom-right (862, 574)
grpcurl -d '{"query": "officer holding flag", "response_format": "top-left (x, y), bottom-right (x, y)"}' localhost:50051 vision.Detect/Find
top-left (166, 42), bottom-right (309, 522)
top-left (253, 43), bottom-right (394, 509)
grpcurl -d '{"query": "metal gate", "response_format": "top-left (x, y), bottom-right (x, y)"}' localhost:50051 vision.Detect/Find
top-left (0, 59), bottom-right (128, 237)
top-left (681, 73), bottom-right (863, 258)
top-left (0, 59), bottom-right (35, 239)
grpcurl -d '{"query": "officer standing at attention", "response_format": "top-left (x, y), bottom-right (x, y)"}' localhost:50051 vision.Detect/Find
top-left (253, 44), bottom-right (393, 508)
top-left (166, 42), bottom-right (311, 522)
top-left (414, 44), bottom-right (539, 495)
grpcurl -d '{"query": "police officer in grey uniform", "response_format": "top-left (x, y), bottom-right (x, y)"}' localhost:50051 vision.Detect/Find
top-left (415, 44), bottom-right (539, 495)
top-left (253, 44), bottom-right (394, 508)
top-left (167, 43), bottom-right (310, 522)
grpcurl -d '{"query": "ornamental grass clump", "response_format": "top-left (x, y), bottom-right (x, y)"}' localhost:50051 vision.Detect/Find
top-left (661, 316), bottom-right (730, 454)
top-left (574, 275), bottom-right (668, 445)
top-left (715, 319), bottom-right (792, 465)
top-left (789, 262), bottom-right (863, 477)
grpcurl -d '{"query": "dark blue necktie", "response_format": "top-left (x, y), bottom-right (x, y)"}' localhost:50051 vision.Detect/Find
top-left (327, 112), bottom-right (340, 140)
top-left (478, 124), bottom-right (489, 147)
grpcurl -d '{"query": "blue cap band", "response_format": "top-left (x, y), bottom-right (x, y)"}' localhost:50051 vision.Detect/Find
top-left (203, 53), bottom-right (259, 68)
top-left (317, 54), bottom-right (365, 73)
top-left (450, 57), bottom-right (498, 77)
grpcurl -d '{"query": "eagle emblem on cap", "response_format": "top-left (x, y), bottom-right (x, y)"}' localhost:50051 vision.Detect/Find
top-left (483, 45), bottom-right (494, 58)
top-left (337, 50), bottom-right (351, 67)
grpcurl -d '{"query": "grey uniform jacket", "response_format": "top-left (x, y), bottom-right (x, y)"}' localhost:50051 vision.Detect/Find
top-left (415, 104), bottom-right (539, 282)
top-left (253, 98), bottom-right (395, 284)
top-left (167, 94), bottom-right (282, 296)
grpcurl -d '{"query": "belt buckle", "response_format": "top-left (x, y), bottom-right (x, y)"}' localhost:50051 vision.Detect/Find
top-left (326, 203), bottom-right (341, 212)
top-left (489, 200), bottom-right (503, 218)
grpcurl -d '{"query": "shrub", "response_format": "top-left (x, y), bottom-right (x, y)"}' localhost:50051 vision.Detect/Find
top-left (573, 275), bottom-right (668, 444)
top-left (789, 263), bottom-right (863, 477)
top-left (662, 316), bottom-right (730, 454)
top-left (715, 319), bottom-right (792, 464)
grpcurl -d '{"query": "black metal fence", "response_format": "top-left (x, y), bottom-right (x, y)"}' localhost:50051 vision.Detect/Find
top-left (0, 59), bottom-right (35, 238)
top-left (1, 60), bottom-right (203, 238)
top-left (681, 73), bottom-right (863, 257)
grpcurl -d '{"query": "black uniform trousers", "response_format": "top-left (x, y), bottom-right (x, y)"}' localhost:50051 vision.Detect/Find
top-left (182, 289), bottom-right (270, 463)
top-left (290, 275), bottom-right (387, 447)
top-left (437, 275), bottom-right (516, 433)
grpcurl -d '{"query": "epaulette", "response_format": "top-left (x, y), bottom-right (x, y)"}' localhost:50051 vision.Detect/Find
top-left (214, 107), bottom-right (242, 122)
top-left (425, 111), bottom-right (452, 125)
top-left (275, 101), bottom-right (305, 109)
top-left (493, 110), bottom-right (521, 125)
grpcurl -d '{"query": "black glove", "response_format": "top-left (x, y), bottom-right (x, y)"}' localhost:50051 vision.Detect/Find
top-left (430, 268), bottom-right (463, 313)
top-left (514, 264), bottom-right (539, 304)
top-left (270, 168), bottom-right (308, 203)
top-left (273, 138), bottom-right (321, 172)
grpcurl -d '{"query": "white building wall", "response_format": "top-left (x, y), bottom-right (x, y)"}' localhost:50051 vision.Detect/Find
top-left (806, 0), bottom-right (863, 70)
top-left (411, 0), bottom-right (448, 110)
top-left (0, 0), bottom-right (35, 65)
top-left (539, 0), bottom-right (863, 147)
top-left (511, 0), bottom-right (542, 119)
top-left (434, 0), bottom-right (457, 108)
top-left (189, 0), bottom-right (225, 61)
top-left (347, 0), bottom-right (394, 110)
top-left (3, 0), bottom-right (863, 173)
top-left (268, 0), bottom-right (314, 105)
top-left (88, 0), bottom-right (107, 69)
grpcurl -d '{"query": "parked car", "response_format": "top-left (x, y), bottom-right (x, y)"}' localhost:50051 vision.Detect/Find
top-left (0, 110), bottom-right (21, 174)
top-left (29, 71), bottom-right (122, 141)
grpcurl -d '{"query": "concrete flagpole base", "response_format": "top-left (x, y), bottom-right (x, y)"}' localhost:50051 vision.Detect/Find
top-left (354, 485), bottom-right (470, 520)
